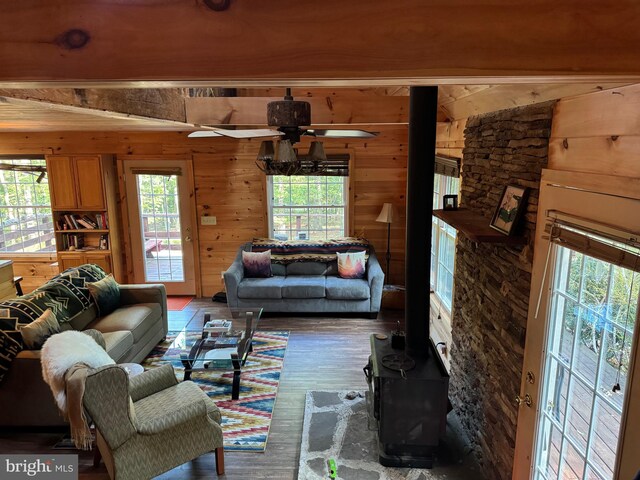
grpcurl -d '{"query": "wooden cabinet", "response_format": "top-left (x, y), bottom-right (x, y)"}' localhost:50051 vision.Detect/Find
top-left (47, 154), bottom-right (123, 282)
top-left (46, 156), bottom-right (105, 210)
top-left (59, 252), bottom-right (112, 274)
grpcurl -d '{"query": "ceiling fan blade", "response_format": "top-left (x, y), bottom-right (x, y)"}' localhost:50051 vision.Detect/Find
top-left (214, 129), bottom-right (284, 139)
top-left (188, 130), bottom-right (223, 138)
top-left (304, 129), bottom-right (378, 139)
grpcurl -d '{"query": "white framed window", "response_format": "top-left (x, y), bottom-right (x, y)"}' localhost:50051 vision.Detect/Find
top-left (267, 175), bottom-right (348, 241)
top-left (431, 173), bottom-right (460, 311)
top-left (0, 158), bottom-right (55, 253)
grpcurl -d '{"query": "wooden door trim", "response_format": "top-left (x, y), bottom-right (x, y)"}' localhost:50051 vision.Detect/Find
top-left (513, 168), bottom-right (640, 479)
top-left (121, 157), bottom-right (198, 295)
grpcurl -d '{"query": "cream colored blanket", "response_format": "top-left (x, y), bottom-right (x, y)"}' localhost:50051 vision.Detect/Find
top-left (41, 330), bottom-right (115, 449)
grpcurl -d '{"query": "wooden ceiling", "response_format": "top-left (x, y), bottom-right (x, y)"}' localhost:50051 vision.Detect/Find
top-left (0, 83), bottom-right (630, 132)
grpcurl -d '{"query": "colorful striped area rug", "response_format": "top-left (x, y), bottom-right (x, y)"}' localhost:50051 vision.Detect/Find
top-left (142, 330), bottom-right (289, 452)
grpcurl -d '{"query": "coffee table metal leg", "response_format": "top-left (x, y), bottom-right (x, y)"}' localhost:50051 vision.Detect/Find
top-left (232, 370), bottom-right (241, 400)
top-left (182, 360), bottom-right (192, 381)
top-left (231, 353), bottom-right (241, 400)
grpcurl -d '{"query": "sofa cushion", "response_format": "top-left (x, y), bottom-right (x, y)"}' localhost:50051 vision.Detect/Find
top-left (102, 331), bottom-right (134, 362)
top-left (87, 303), bottom-right (161, 343)
top-left (282, 276), bottom-right (326, 299)
top-left (325, 276), bottom-right (370, 300)
top-left (237, 277), bottom-right (284, 300)
top-left (69, 304), bottom-right (98, 331)
top-left (271, 264), bottom-right (286, 276)
top-left (286, 262), bottom-right (330, 276)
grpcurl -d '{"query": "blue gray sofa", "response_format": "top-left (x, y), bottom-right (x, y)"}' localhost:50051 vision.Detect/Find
top-left (224, 242), bottom-right (384, 317)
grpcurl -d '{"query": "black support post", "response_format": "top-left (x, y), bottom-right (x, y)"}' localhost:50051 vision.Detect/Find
top-left (405, 86), bottom-right (438, 358)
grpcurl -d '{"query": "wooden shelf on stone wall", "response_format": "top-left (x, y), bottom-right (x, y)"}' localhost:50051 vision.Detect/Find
top-left (433, 208), bottom-right (527, 245)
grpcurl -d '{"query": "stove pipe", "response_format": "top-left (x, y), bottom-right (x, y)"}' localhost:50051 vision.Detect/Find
top-left (405, 86), bottom-right (438, 358)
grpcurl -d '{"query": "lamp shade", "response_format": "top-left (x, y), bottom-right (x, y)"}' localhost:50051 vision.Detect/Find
top-left (376, 203), bottom-right (396, 224)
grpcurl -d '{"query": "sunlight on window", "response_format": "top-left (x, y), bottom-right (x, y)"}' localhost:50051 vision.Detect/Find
top-left (269, 175), bottom-right (347, 241)
top-left (0, 158), bottom-right (55, 253)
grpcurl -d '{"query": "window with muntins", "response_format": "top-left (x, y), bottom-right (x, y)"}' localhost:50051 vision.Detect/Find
top-left (268, 175), bottom-right (347, 241)
top-left (0, 158), bottom-right (55, 253)
top-left (431, 173), bottom-right (460, 311)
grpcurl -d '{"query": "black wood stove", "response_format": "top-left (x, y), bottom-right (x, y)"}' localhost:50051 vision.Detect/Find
top-left (364, 86), bottom-right (450, 468)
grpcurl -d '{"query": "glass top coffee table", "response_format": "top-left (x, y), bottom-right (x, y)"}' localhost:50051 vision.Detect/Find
top-left (161, 307), bottom-right (263, 400)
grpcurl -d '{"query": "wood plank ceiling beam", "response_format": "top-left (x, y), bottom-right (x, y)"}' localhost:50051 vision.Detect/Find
top-left (0, 88), bottom-right (186, 122)
top-left (1, 1), bottom-right (640, 86)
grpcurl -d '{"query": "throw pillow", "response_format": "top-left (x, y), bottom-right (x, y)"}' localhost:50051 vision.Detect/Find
top-left (38, 277), bottom-right (92, 323)
top-left (337, 251), bottom-right (367, 279)
top-left (20, 309), bottom-right (61, 350)
top-left (242, 250), bottom-right (272, 278)
top-left (0, 332), bottom-right (21, 383)
top-left (87, 275), bottom-right (120, 316)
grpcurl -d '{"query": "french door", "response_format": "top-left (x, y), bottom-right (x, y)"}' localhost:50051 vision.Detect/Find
top-left (123, 159), bottom-right (197, 295)
top-left (513, 170), bottom-right (640, 480)
top-left (532, 245), bottom-right (638, 479)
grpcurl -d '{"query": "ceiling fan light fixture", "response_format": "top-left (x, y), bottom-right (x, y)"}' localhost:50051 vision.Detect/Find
top-left (307, 141), bottom-right (327, 162)
top-left (258, 140), bottom-right (275, 162)
top-left (276, 140), bottom-right (298, 164)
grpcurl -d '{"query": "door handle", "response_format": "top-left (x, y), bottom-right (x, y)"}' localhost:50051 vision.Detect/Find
top-left (515, 394), bottom-right (533, 408)
top-left (185, 236), bottom-right (192, 242)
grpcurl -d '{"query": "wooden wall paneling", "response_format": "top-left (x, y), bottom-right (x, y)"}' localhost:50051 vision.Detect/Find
top-left (185, 96), bottom-right (408, 126)
top-left (116, 159), bottom-right (135, 284)
top-left (3, 2), bottom-right (640, 84)
top-left (549, 83), bottom-right (640, 177)
top-left (438, 83), bottom-right (628, 120)
top-left (1, 255), bottom-right (58, 293)
top-left (185, 158), bottom-right (203, 298)
top-left (551, 84), bottom-right (640, 139)
top-left (0, 127), bottom-right (408, 296)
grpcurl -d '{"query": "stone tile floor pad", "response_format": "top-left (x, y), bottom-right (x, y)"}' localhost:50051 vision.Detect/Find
top-left (298, 391), bottom-right (483, 480)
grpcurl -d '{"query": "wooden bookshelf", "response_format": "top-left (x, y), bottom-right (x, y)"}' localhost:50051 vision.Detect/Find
top-left (433, 208), bottom-right (527, 245)
top-left (46, 154), bottom-right (124, 280)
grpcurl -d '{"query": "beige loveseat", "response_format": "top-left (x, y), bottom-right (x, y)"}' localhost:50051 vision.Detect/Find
top-left (0, 283), bottom-right (167, 427)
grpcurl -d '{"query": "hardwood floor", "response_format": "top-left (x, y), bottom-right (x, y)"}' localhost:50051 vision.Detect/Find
top-left (0, 299), bottom-right (401, 479)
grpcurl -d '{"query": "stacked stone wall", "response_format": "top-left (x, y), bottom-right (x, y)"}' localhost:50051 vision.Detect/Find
top-left (450, 101), bottom-right (554, 479)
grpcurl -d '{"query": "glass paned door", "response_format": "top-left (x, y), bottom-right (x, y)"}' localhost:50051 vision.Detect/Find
top-left (124, 160), bottom-right (196, 295)
top-left (534, 246), bottom-right (639, 480)
top-left (136, 174), bottom-right (184, 282)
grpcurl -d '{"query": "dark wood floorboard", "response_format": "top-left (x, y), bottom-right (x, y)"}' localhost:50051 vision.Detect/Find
top-left (0, 299), bottom-right (401, 479)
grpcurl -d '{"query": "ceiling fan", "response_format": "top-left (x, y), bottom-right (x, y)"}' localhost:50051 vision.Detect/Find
top-left (187, 88), bottom-right (378, 143)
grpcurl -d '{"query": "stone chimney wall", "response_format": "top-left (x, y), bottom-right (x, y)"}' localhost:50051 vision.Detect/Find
top-left (449, 101), bottom-right (554, 479)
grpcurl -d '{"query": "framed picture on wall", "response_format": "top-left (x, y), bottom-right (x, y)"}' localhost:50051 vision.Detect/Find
top-left (490, 185), bottom-right (528, 235)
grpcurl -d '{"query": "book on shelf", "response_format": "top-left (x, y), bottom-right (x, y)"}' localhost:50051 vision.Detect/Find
top-left (58, 213), bottom-right (104, 230)
top-left (203, 319), bottom-right (232, 333)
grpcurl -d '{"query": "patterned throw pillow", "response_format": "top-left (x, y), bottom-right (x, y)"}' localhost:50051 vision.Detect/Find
top-left (38, 277), bottom-right (92, 323)
top-left (20, 309), bottom-right (61, 350)
top-left (337, 251), bottom-right (367, 279)
top-left (87, 274), bottom-right (121, 316)
top-left (0, 291), bottom-right (56, 344)
top-left (242, 250), bottom-right (272, 278)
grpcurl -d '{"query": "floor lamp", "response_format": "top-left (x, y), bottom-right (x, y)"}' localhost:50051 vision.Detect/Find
top-left (375, 203), bottom-right (396, 283)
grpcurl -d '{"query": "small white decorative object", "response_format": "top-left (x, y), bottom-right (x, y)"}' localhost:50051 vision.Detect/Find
top-left (203, 319), bottom-right (232, 333)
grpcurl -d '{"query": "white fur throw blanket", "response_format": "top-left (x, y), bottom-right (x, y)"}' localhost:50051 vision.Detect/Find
top-left (41, 331), bottom-right (115, 448)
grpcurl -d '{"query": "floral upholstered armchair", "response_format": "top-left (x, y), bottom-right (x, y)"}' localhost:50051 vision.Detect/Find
top-left (83, 363), bottom-right (224, 480)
